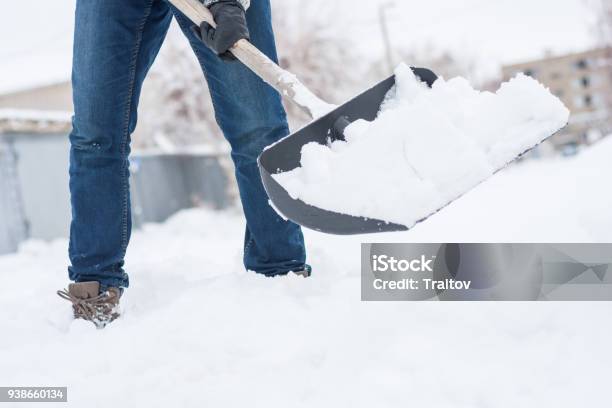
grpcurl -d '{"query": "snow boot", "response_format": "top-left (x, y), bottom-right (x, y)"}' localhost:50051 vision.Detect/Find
top-left (57, 281), bottom-right (121, 328)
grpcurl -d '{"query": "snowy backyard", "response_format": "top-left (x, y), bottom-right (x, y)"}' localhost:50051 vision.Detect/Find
top-left (1, 0), bottom-right (611, 406)
top-left (1, 137), bottom-right (611, 407)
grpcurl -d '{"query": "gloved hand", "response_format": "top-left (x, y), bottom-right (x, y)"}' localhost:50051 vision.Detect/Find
top-left (191, 0), bottom-right (250, 61)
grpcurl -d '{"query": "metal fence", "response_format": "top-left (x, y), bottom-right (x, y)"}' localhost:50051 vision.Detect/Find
top-left (130, 152), bottom-right (234, 227)
top-left (0, 131), bottom-right (234, 255)
top-left (0, 139), bottom-right (28, 254)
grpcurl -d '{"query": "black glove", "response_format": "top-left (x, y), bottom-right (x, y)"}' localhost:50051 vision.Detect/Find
top-left (191, 0), bottom-right (250, 61)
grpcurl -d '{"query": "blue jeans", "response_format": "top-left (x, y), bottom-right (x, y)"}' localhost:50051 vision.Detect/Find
top-left (68, 0), bottom-right (306, 289)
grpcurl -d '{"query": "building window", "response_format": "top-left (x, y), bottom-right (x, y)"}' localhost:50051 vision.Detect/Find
top-left (573, 95), bottom-right (593, 109)
top-left (523, 69), bottom-right (536, 77)
top-left (581, 76), bottom-right (590, 88)
top-left (550, 72), bottom-right (562, 80)
top-left (575, 59), bottom-right (588, 70)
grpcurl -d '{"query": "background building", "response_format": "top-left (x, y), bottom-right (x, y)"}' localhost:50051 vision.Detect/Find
top-left (0, 81), bottom-right (72, 111)
top-left (503, 47), bottom-right (612, 154)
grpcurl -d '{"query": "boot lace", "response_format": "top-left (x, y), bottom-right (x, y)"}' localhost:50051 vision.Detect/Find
top-left (57, 289), bottom-right (118, 327)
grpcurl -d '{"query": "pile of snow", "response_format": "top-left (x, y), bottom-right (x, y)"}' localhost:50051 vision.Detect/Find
top-left (274, 64), bottom-right (570, 226)
top-left (1, 139), bottom-right (612, 406)
top-left (404, 135), bottom-right (612, 242)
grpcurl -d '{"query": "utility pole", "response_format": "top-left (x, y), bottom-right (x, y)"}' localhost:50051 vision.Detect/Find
top-left (379, 2), bottom-right (396, 74)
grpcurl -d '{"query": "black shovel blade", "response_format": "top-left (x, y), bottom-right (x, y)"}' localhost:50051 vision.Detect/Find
top-left (257, 67), bottom-right (438, 235)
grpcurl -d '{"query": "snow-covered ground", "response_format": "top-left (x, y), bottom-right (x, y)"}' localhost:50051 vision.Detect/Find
top-left (1, 138), bottom-right (611, 406)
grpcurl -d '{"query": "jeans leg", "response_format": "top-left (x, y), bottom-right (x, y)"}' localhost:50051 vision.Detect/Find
top-left (171, 0), bottom-right (306, 276)
top-left (68, 0), bottom-right (173, 289)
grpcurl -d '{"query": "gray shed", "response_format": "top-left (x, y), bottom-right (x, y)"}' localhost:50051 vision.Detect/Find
top-left (0, 110), bottom-right (236, 255)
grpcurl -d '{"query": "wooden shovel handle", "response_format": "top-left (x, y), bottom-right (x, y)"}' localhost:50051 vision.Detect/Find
top-left (169, 0), bottom-right (217, 27)
top-left (167, 0), bottom-right (334, 119)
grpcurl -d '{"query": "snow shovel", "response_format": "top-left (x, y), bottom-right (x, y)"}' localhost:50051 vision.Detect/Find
top-left (170, 0), bottom-right (438, 235)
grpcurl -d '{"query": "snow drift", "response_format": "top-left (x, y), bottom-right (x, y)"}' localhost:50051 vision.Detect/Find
top-left (273, 63), bottom-right (570, 226)
top-left (1, 137), bottom-right (612, 406)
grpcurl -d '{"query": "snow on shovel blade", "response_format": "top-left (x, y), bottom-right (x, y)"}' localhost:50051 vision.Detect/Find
top-left (258, 68), bottom-right (438, 235)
